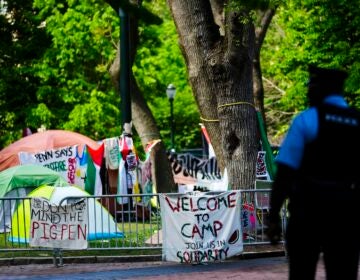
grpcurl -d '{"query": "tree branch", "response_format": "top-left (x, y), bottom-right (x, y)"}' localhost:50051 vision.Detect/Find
top-left (210, 0), bottom-right (225, 35)
top-left (254, 8), bottom-right (276, 56)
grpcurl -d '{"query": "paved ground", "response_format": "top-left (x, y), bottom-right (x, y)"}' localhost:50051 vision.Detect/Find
top-left (0, 255), bottom-right (337, 280)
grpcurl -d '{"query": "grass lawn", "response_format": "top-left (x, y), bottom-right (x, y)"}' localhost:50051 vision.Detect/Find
top-left (0, 222), bottom-right (161, 259)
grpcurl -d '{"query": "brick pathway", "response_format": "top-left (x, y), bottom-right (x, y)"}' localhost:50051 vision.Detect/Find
top-left (0, 256), bottom-right (338, 280)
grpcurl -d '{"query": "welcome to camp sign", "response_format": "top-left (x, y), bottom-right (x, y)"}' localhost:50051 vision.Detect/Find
top-left (160, 191), bottom-right (243, 264)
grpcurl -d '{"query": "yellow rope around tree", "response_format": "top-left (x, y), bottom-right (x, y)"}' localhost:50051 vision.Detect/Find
top-left (200, 101), bottom-right (256, 122)
top-left (217, 101), bottom-right (256, 110)
top-left (199, 101), bottom-right (276, 179)
top-left (199, 116), bottom-right (219, 122)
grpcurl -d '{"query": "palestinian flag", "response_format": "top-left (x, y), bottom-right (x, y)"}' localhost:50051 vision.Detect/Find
top-left (85, 143), bottom-right (104, 196)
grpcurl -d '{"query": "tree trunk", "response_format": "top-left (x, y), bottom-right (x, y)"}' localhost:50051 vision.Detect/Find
top-left (168, 0), bottom-right (259, 189)
top-left (130, 72), bottom-right (176, 193)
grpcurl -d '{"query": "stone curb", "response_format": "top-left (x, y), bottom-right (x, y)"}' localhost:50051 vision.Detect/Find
top-left (0, 250), bottom-right (285, 266)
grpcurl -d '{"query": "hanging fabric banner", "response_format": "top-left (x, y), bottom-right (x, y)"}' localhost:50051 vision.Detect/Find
top-left (256, 151), bottom-right (270, 180)
top-left (104, 137), bottom-right (120, 170)
top-left (159, 191), bottom-right (243, 264)
top-left (85, 143), bottom-right (104, 196)
top-left (74, 145), bottom-right (88, 189)
top-left (117, 134), bottom-right (140, 205)
top-left (19, 145), bottom-right (77, 184)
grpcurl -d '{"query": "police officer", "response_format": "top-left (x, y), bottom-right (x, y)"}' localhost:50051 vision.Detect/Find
top-left (267, 65), bottom-right (360, 280)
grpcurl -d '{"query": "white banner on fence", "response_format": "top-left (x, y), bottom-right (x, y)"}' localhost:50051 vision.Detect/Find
top-left (30, 197), bottom-right (88, 249)
top-left (160, 191), bottom-right (243, 263)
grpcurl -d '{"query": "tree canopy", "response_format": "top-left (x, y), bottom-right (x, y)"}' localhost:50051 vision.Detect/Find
top-left (262, 0), bottom-right (360, 143)
top-left (1, 0), bottom-right (360, 177)
top-left (0, 0), bottom-right (201, 154)
top-left (0, 0), bottom-right (51, 146)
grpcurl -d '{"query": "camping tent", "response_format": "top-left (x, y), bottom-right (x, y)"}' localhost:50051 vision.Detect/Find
top-left (0, 164), bottom-right (68, 198)
top-left (0, 130), bottom-right (100, 171)
top-left (0, 164), bottom-right (68, 233)
top-left (9, 185), bottom-right (123, 243)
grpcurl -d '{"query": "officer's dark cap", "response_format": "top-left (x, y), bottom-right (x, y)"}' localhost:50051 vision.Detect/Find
top-left (308, 65), bottom-right (348, 89)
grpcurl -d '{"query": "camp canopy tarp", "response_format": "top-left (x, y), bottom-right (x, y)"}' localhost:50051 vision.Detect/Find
top-left (9, 185), bottom-right (124, 243)
top-left (0, 130), bottom-right (100, 171)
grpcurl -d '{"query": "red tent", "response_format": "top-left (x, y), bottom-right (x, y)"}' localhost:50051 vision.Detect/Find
top-left (0, 130), bottom-right (100, 171)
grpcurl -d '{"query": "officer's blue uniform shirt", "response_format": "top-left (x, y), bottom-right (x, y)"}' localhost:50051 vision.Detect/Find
top-left (275, 95), bottom-right (349, 170)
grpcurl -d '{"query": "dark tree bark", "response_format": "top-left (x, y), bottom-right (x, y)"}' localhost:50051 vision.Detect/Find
top-left (168, 0), bottom-right (261, 189)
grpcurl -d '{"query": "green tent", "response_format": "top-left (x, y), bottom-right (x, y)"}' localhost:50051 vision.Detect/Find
top-left (0, 164), bottom-right (68, 198)
top-left (0, 164), bottom-right (68, 233)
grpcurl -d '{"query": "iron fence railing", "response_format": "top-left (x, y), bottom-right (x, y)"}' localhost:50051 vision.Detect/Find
top-left (0, 190), bottom-right (287, 258)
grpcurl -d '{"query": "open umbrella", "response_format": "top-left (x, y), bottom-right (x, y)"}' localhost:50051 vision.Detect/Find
top-left (0, 130), bottom-right (100, 171)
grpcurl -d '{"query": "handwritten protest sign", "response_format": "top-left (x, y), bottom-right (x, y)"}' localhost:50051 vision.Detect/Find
top-left (19, 146), bottom-right (77, 184)
top-left (30, 197), bottom-right (88, 249)
top-left (160, 191), bottom-right (243, 263)
top-left (256, 151), bottom-right (270, 180)
top-left (170, 151), bottom-right (270, 191)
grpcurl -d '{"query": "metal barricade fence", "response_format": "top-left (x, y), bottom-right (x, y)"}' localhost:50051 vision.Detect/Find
top-left (0, 189), bottom-right (287, 257)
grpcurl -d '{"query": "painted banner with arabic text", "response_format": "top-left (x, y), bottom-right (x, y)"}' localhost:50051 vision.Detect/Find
top-left (160, 191), bottom-right (243, 263)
